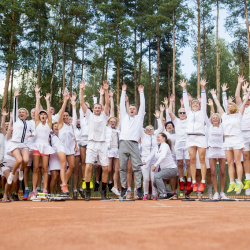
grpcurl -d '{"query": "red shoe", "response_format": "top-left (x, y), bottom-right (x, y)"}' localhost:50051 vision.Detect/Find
top-left (192, 182), bottom-right (198, 192)
top-left (198, 182), bottom-right (206, 193)
top-left (186, 181), bottom-right (192, 191)
top-left (179, 180), bottom-right (185, 191)
top-left (185, 188), bottom-right (192, 196)
top-left (61, 184), bottom-right (69, 194)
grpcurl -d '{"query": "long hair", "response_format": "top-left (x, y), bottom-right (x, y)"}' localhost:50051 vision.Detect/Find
top-left (159, 132), bottom-right (173, 151)
top-left (227, 102), bottom-right (239, 114)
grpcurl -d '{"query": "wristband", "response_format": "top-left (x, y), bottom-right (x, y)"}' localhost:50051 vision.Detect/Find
top-left (212, 94), bottom-right (217, 99)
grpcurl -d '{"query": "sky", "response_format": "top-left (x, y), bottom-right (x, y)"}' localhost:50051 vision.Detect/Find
top-left (0, 5), bottom-right (235, 95)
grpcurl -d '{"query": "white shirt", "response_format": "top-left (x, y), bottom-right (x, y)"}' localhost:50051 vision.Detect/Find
top-left (145, 143), bottom-right (176, 169)
top-left (221, 112), bottom-right (242, 137)
top-left (172, 118), bottom-right (187, 148)
top-left (120, 91), bottom-right (145, 141)
top-left (85, 109), bottom-right (108, 142)
top-left (207, 124), bottom-right (224, 148)
top-left (242, 106), bottom-right (250, 131)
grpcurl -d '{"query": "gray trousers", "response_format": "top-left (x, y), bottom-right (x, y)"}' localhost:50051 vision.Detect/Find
top-left (119, 140), bottom-right (142, 188)
top-left (153, 168), bottom-right (178, 195)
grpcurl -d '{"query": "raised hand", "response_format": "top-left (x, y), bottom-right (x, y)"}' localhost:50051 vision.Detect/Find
top-left (1, 108), bottom-right (8, 116)
top-left (221, 83), bottom-right (229, 92)
top-left (44, 93), bottom-right (51, 101)
top-left (238, 75), bottom-right (245, 85)
top-left (109, 90), bottom-right (114, 97)
top-left (210, 89), bottom-right (216, 96)
top-left (207, 98), bottom-right (213, 106)
top-left (162, 97), bottom-right (168, 108)
top-left (98, 86), bottom-right (104, 96)
top-left (34, 85), bottom-right (41, 94)
top-left (187, 93), bottom-right (193, 102)
top-left (154, 110), bottom-right (160, 119)
top-left (70, 92), bottom-right (77, 102)
top-left (36, 92), bottom-right (43, 99)
top-left (138, 85), bottom-right (144, 92)
top-left (14, 89), bottom-right (21, 98)
top-left (179, 79), bottom-right (187, 89)
top-left (63, 91), bottom-right (70, 101)
top-left (160, 104), bottom-right (165, 112)
top-left (85, 102), bottom-right (90, 108)
top-left (125, 94), bottom-right (129, 103)
top-left (170, 94), bottom-right (175, 103)
top-left (79, 80), bottom-right (86, 89)
top-left (227, 96), bottom-right (234, 103)
top-left (200, 78), bottom-right (208, 88)
top-left (103, 82), bottom-right (109, 92)
top-left (242, 82), bottom-right (249, 93)
top-left (122, 84), bottom-right (127, 91)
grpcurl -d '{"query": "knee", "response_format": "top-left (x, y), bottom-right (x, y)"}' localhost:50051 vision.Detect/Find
top-left (16, 157), bottom-right (22, 166)
top-left (243, 153), bottom-right (249, 162)
top-left (33, 166), bottom-right (39, 174)
top-left (220, 171), bottom-right (225, 179)
top-left (102, 166), bottom-right (108, 173)
top-left (211, 169), bottom-right (216, 177)
top-left (178, 162), bottom-right (183, 168)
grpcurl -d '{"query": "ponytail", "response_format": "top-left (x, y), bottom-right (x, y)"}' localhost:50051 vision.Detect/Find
top-left (159, 132), bottom-right (173, 151)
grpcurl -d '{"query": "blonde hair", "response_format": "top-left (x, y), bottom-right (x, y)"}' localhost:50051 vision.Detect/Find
top-left (210, 113), bottom-right (221, 125)
top-left (107, 117), bottom-right (119, 126)
top-left (159, 132), bottom-right (173, 152)
top-left (18, 108), bottom-right (29, 116)
top-left (227, 102), bottom-right (239, 114)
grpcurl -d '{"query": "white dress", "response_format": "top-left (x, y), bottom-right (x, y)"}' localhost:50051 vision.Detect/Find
top-left (31, 122), bottom-right (55, 155)
top-left (59, 123), bottom-right (75, 155)
top-left (48, 134), bottom-right (63, 171)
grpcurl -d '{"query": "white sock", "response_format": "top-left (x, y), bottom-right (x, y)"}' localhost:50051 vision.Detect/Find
top-left (127, 187), bottom-right (131, 191)
top-left (109, 181), bottom-right (112, 184)
top-left (235, 179), bottom-right (238, 183)
top-left (25, 187), bottom-right (29, 191)
top-left (96, 181), bottom-right (99, 184)
top-left (79, 189), bottom-right (83, 191)
top-left (134, 188), bottom-right (137, 192)
top-left (230, 182), bottom-right (234, 184)
top-left (237, 181), bottom-right (242, 184)
top-left (74, 189), bottom-right (77, 192)
top-left (187, 178), bottom-right (191, 182)
top-left (179, 177), bottom-right (184, 182)
top-left (201, 180), bottom-right (206, 184)
top-left (246, 174), bottom-right (250, 180)
top-left (192, 180), bottom-right (196, 184)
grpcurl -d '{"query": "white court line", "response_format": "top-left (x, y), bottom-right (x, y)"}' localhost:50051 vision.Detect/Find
top-left (28, 207), bottom-right (64, 209)
top-left (151, 202), bottom-right (172, 208)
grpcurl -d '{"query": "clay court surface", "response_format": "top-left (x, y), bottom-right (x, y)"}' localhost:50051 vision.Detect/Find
top-left (1, 200), bottom-right (250, 250)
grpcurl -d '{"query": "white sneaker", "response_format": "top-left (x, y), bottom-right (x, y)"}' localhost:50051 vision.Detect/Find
top-left (7, 172), bottom-right (14, 184)
top-left (19, 170), bottom-right (23, 181)
top-left (213, 192), bottom-right (220, 200)
top-left (245, 188), bottom-right (250, 196)
top-left (111, 187), bottom-right (121, 196)
top-left (220, 192), bottom-right (228, 199)
top-left (207, 192), bottom-right (213, 199)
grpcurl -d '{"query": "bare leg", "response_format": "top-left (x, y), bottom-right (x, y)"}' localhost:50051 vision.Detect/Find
top-left (73, 155), bottom-right (80, 190)
top-left (188, 147), bottom-right (197, 182)
top-left (41, 155), bottom-right (49, 192)
top-left (32, 155), bottom-right (40, 192)
top-left (219, 158), bottom-right (226, 193)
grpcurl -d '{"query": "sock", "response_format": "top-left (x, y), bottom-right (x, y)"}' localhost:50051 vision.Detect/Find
top-left (207, 184), bottom-right (212, 193)
top-left (230, 182), bottom-right (234, 184)
top-left (74, 189), bottom-right (77, 192)
top-left (127, 187), bottom-right (131, 191)
top-left (192, 180), bottom-right (196, 184)
top-left (108, 181), bottom-right (112, 184)
top-left (237, 181), bottom-right (242, 184)
top-left (187, 178), bottom-right (191, 182)
top-left (25, 187), bottom-right (29, 191)
top-left (36, 187), bottom-right (40, 191)
top-left (179, 177), bottom-right (184, 182)
top-left (201, 180), bottom-right (206, 184)
top-left (79, 188), bottom-right (83, 191)
top-left (134, 188), bottom-right (137, 192)
top-left (246, 174), bottom-right (250, 180)
top-left (235, 179), bottom-right (238, 183)
top-left (102, 182), bottom-right (106, 191)
top-left (86, 182), bottom-right (90, 190)
top-left (96, 181), bottom-right (99, 184)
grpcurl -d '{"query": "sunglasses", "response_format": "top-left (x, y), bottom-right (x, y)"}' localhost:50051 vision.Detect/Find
top-left (146, 128), bottom-right (153, 131)
top-left (179, 112), bottom-right (186, 114)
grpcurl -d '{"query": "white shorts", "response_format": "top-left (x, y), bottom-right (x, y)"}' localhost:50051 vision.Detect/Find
top-left (86, 141), bottom-right (108, 166)
top-left (207, 147), bottom-right (225, 159)
top-left (186, 135), bottom-right (207, 148)
top-left (108, 148), bottom-right (119, 159)
top-left (242, 131), bottom-right (250, 151)
top-left (175, 147), bottom-right (190, 161)
top-left (2, 166), bottom-right (13, 175)
top-left (7, 142), bottom-right (29, 156)
top-left (223, 136), bottom-right (244, 150)
top-left (79, 137), bottom-right (88, 147)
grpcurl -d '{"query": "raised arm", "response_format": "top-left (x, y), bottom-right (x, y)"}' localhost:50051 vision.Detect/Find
top-left (179, 79), bottom-right (191, 115)
top-left (235, 75), bottom-right (244, 106)
top-left (79, 80), bottom-right (87, 114)
top-left (200, 78), bottom-right (207, 115)
top-left (1, 108), bottom-right (8, 136)
top-left (207, 98), bottom-right (215, 117)
top-left (6, 112), bottom-right (13, 141)
top-left (154, 110), bottom-right (163, 135)
top-left (240, 87), bottom-right (250, 114)
top-left (221, 83), bottom-right (228, 111)
top-left (120, 84), bottom-right (127, 118)
top-left (168, 94), bottom-right (176, 121)
top-left (13, 89), bottom-right (21, 123)
top-left (210, 89), bottom-right (225, 116)
top-left (109, 90), bottom-right (115, 117)
top-left (98, 86), bottom-right (104, 106)
top-left (35, 90), bottom-right (42, 127)
top-left (162, 97), bottom-right (171, 122)
top-left (70, 93), bottom-right (77, 129)
top-left (44, 93), bottom-right (52, 128)
top-left (103, 80), bottom-right (110, 116)
top-left (137, 85), bottom-right (145, 120)
top-left (58, 91), bottom-right (69, 129)
top-left (125, 94), bottom-right (129, 113)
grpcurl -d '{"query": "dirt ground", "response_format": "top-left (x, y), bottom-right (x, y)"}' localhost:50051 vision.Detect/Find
top-left (1, 200), bottom-right (250, 250)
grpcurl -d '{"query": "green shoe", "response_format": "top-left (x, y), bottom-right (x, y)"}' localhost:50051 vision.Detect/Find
top-left (227, 182), bottom-right (235, 193)
top-left (243, 180), bottom-right (250, 190)
top-left (235, 182), bottom-right (244, 194)
top-left (82, 180), bottom-right (86, 190)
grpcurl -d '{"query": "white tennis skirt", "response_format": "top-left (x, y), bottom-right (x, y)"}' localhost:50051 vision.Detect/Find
top-left (186, 135), bottom-right (207, 148)
top-left (207, 147), bottom-right (225, 159)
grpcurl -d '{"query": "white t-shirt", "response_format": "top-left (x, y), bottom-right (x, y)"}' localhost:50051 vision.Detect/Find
top-left (173, 118), bottom-right (187, 147)
top-left (85, 109), bottom-right (108, 142)
top-left (221, 113), bottom-right (242, 137)
top-left (242, 106), bottom-right (250, 131)
top-left (207, 125), bottom-right (224, 148)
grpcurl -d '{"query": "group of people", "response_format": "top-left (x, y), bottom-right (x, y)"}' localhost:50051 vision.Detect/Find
top-left (1, 75), bottom-right (250, 202)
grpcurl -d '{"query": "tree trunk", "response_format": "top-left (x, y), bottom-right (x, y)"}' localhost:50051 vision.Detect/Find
top-left (197, 0), bottom-right (201, 96)
top-left (81, 33), bottom-right (85, 80)
top-left (101, 14), bottom-right (106, 83)
top-left (116, 22), bottom-right (120, 113)
top-left (138, 30), bottom-right (143, 86)
top-left (8, 57), bottom-right (15, 116)
top-left (134, 28), bottom-right (137, 107)
top-left (168, 64), bottom-right (170, 99)
top-left (172, 8), bottom-right (176, 113)
top-left (2, 7), bottom-right (15, 109)
top-left (202, 7), bottom-right (206, 80)
top-left (148, 39), bottom-right (152, 125)
top-left (155, 35), bottom-right (160, 111)
top-left (216, 0), bottom-right (220, 98)
top-left (244, 0), bottom-right (250, 80)
top-left (38, 12), bottom-right (41, 88)
top-left (62, 12), bottom-right (66, 92)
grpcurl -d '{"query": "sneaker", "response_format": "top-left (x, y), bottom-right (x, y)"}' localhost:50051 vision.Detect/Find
top-left (121, 187), bottom-right (127, 198)
top-left (126, 190), bottom-right (132, 199)
top-left (235, 182), bottom-right (244, 194)
top-left (143, 194), bottom-right (149, 200)
top-left (245, 187), bottom-right (250, 196)
top-left (213, 192), bottom-right (220, 200)
top-left (23, 190), bottom-right (29, 200)
top-left (152, 195), bottom-right (157, 200)
top-left (79, 190), bottom-right (85, 199)
top-left (207, 192), bottom-right (213, 199)
top-left (179, 180), bottom-right (185, 191)
top-left (1, 194), bottom-right (9, 202)
top-left (192, 182), bottom-right (198, 192)
top-left (19, 170), bottom-right (24, 181)
top-left (136, 188), bottom-right (143, 199)
top-left (30, 191), bottom-right (37, 200)
top-left (101, 190), bottom-right (106, 200)
top-left (61, 184), bottom-right (69, 194)
top-left (73, 191), bottom-right (78, 200)
top-left (111, 187), bottom-right (121, 196)
top-left (157, 194), bottom-right (168, 200)
top-left (172, 194), bottom-right (178, 200)
top-left (227, 182), bottom-right (236, 193)
top-left (186, 181), bottom-right (192, 191)
top-left (13, 193), bottom-right (19, 201)
top-left (220, 192), bottom-right (228, 199)
top-left (158, 193), bottom-right (175, 200)
top-left (82, 180), bottom-right (86, 190)
top-left (198, 182), bottom-right (206, 193)
top-left (108, 182), bottom-right (113, 192)
top-left (185, 194), bottom-right (190, 199)
top-left (94, 182), bottom-right (100, 192)
top-left (85, 190), bottom-right (91, 201)
top-left (243, 180), bottom-right (250, 190)
top-left (134, 190), bottom-right (138, 199)
top-left (7, 172), bottom-right (14, 185)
